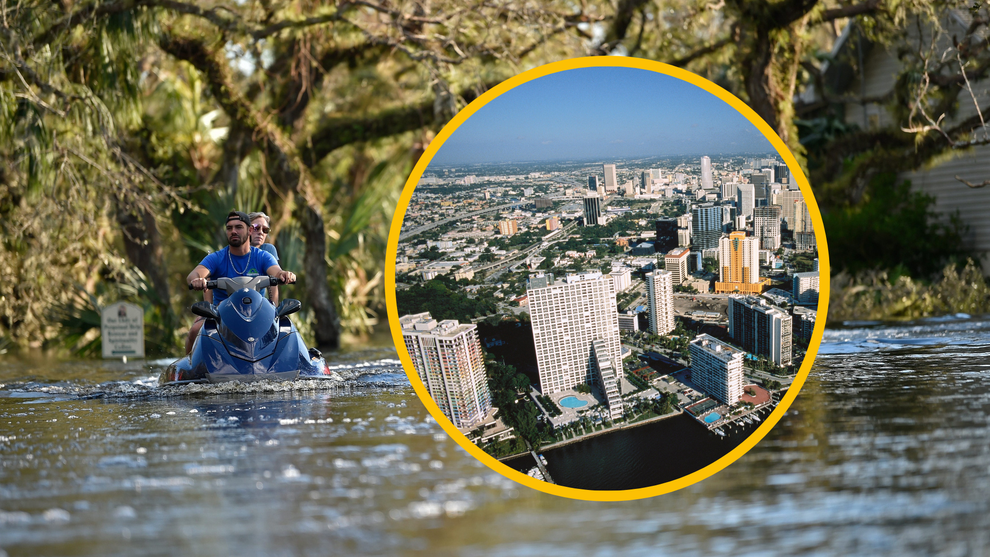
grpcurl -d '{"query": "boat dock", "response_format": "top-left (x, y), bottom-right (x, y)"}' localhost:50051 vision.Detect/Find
top-left (528, 450), bottom-right (554, 484)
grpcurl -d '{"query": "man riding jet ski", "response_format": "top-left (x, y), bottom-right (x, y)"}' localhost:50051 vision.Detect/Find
top-left (160, 211), bottom-right (333, 385)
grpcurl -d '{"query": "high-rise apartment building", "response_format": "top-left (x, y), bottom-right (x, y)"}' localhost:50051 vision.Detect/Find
top-left (716, 231), bottom-right (765, 294)
top-left (728, 296), bottom-right (793, 366)
top-left (701, 156), bottom-right (713, 190)
top-left (592, 339), bottom-right (624, 421)
top-left (603, 164), bottom-right (618, 193)
top-left (583, 195), bottom-right (602, 226)
top-left (689, 334), bottom-right (744, 405)
top-left (692, 204), bottom-right (723, 251)
top-left (400, 313), bottom-right (492, 428)
top-left (736, 183), bottom-right (755, 218)
top-left (664, 247), bottom-right (690, 286)
top-left (753, 206), bottom-right (782, 250)
top-left (645, 269), bottom-right (675, 335)
top-left (527, 272), bottom-right (622, 395)
top-left (793, 271), bottom-right (820, 303)
top-left (498, 219), bottom-right (518, 236)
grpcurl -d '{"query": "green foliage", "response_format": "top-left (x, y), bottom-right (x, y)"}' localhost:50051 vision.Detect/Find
top-left (824, 173), bottom-right (972, 278)
top-left (830, 259), bottom-right (990, 321)
top-left (396, 279), bottom-right (496, 322)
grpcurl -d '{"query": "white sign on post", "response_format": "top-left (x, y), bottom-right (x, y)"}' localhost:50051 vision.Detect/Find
top-left (101, 302), bottom-right (145, 359)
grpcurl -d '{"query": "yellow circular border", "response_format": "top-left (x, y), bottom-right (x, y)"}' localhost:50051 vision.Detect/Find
top-left (385, 56), bottom-right (830, 501)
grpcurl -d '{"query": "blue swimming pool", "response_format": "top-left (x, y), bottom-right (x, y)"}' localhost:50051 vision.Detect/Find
top-left (704, 412), bottom-right (721, 424)
top-left (559, 396), bottom-right (588, 409)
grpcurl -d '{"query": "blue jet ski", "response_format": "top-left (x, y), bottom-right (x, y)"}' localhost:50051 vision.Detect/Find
top-left (160, 276), bottom-right (333, 385)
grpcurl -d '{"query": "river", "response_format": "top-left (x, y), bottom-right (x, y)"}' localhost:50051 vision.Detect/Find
top-left (3, 315), bottom-right (990, 555)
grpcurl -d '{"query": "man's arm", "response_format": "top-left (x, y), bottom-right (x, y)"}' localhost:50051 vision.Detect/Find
top-left (187, 265), bottom-right (211, 290)
top-left (265, 265), bottom-right (296, 285)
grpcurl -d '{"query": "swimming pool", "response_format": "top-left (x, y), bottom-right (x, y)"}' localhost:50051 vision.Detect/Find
top-left (559, 396), bottom-right (588, 409)
top-left (703, 412), bottom-right (721, 424)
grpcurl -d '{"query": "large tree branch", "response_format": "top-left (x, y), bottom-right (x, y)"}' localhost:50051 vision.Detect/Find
top-left (819, 0), bottom-right (883, 23)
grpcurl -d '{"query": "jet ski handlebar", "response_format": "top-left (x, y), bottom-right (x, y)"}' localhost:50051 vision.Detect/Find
top-left (188, 275), bottom-right (282, 293)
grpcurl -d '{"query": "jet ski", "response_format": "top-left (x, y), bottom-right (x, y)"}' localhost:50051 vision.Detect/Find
top-left (160, 276), bottom-right (334, 385)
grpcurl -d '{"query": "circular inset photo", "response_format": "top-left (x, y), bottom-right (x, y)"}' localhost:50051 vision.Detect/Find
top-left (386, 57), bottom-right (828, 500)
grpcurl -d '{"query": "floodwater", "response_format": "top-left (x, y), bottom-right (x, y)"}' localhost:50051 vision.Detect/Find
top-left (4, 315), bottom-right (990, 555)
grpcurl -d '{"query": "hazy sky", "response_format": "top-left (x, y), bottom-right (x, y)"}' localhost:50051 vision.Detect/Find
top-left (430, 66), bottom-right (776, 165)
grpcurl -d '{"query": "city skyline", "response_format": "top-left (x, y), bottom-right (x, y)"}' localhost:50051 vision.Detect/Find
top-left (430, 67), bottom-right (776, 165)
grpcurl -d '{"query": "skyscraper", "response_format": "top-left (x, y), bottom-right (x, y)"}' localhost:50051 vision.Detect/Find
top-left (691, 204), bottom-right (723, 251)
top-left (722, 181), bottom-right (740, 202)
top-left (655, 219), bottom-right (679, 253)
top-left (715, 231), bottom-right (764, 294)
top-left (728, 296), bottom-right (793, 366)
top-left (583, 195), bottom-right (602, 226)
top-left (589, 175), bottom-right (599, 192)
top-left (778, 190), bottom-right (803, 230)
top-left (527, 272), bottom-right (621, 395)
top-left (645, 269), bottom-right (675, 335)
top-left (701, 156), bottom-right (713, 190)
top-left (689, 334), bottom-right (744, 405)
top-left (736, 183), bottom-right (755, 218)
top-left (753, 206), bottom-right (782, 250)
top-left (603, 164), bottom-right (618, 193)
top-left (400, 313), bottom-right (492, 428)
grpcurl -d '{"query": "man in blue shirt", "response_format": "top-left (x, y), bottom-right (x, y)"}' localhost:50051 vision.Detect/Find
top-left (248, 211), bottom-right (279, 305)
top-left (184, 211), bottom-right (297, 353)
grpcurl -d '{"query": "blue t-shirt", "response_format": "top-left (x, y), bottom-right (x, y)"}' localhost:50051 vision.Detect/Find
top-left (199, 246), bottom-right (279, 303)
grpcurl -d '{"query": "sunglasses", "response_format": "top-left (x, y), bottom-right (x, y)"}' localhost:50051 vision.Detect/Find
top-left (250, 223), bottom-right (271, 234)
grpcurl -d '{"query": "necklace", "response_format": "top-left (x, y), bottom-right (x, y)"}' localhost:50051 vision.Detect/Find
top-left (227, 247), bottom-right (252, 275)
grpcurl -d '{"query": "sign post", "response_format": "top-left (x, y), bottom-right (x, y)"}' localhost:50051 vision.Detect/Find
top-left (101, 302), bottom-right (145, 360)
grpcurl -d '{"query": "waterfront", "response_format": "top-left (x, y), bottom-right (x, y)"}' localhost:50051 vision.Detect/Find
top-left (4, 315), bottom-right (990, 554)
top-left (503, 411), bottom-right (756, 490)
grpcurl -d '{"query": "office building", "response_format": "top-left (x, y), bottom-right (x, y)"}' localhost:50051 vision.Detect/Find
top-left (610, 267), bottom-right (631, 292)
top-left (655, 219), bottom-right (679, 253)
top-left (583, 195), bottom-right (602, 226)
top-left (692, 204), bottom-right (723, 251)
top-left (645, 269), bottom-right (675, 335)
top-left (716, 231), bottom-right (766, 294)
top-left (546, 216), bottom-right (560, 231)
top-left (527, 272), bottom-right (622, 395)
top-left (603, 164), bottom-right (618, 193)
top-left (736, 183), bottom-right (755, 218)
top-left (722, 181), bottom-right (740, 202)
top-left (665, 247), bottom-right (690, 286)
top-left (617, 310), bottom-right (639, 332)
top-left (589, 175), bottom-right (599, 192)
top-left (778, 190), bottom-right (803, 230)
top-left (728, 296), bottom-right (793, 366)
top-left (753, 206), bottom-right (782, 250)
top-left (400, 313), bottom-right (492, 428)
top-left (689, 334), bottom-right (744, 405)
top-left (701, 155), bottom-right (713, 190)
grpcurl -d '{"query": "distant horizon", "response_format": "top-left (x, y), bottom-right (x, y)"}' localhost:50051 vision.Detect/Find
top-left (430, 66), bottom-right (779, 165)
top-left (424, 151), bottom-right (780, 169)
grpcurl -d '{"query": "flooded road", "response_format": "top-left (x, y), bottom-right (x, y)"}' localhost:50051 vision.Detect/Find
top-left (4, 316), bottom-right (990, 555)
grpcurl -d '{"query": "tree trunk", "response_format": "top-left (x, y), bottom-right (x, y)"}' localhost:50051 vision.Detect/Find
top-left (298, 200), bottom-right (339, 348)
top-left (115, 201), bottom-right (177, 330)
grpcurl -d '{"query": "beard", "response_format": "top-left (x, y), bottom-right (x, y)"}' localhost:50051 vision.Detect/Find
top-left (228, 235), bottom-right (245, 248)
